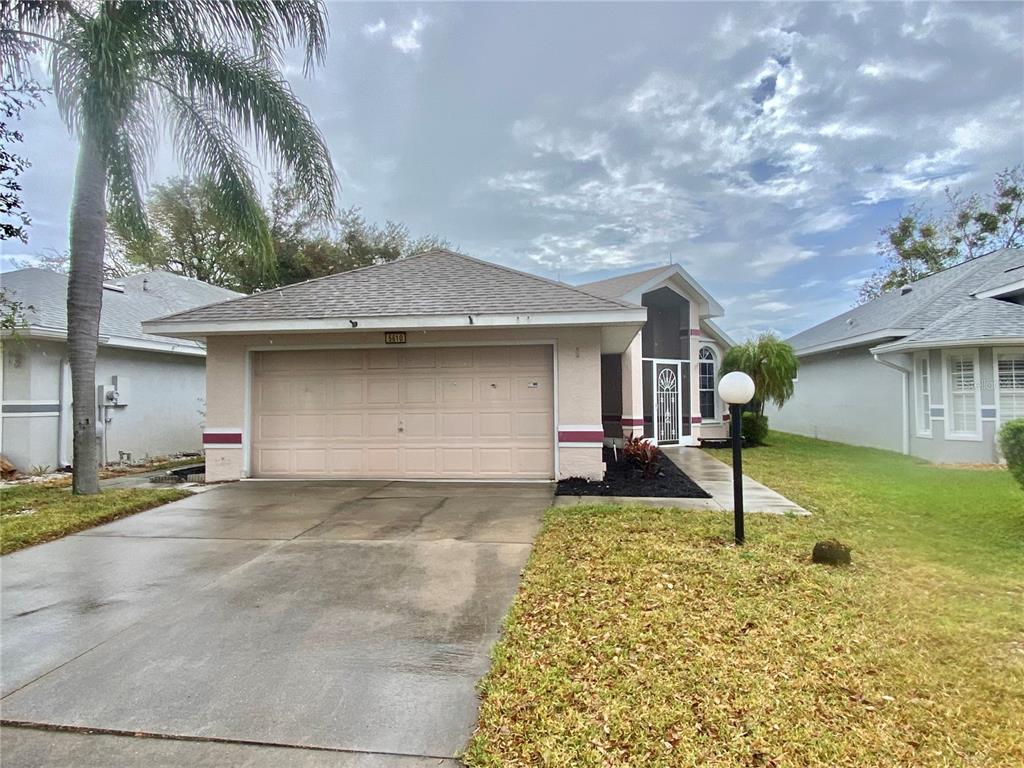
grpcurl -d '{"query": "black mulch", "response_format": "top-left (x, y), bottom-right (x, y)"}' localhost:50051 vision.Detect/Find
top-left (556, 447), bottom-right (711, 498)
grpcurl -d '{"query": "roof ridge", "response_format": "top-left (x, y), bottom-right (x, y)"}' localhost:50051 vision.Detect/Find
top-left (577, 263), bottom-right (673, 289)
top-left (887, 254), bottom-right (995, 328)
top-left (427, 248), bottom-right (641, 309)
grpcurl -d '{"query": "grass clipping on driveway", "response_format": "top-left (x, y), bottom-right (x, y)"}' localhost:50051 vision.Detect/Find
top-left (1, 483), bottom-right (190, 554)
top-left (465, 433), bottom-right (1024, 767)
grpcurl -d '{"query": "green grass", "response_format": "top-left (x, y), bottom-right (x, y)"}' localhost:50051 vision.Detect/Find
top-left (0, 483), bottom-right (190, 554)
top-left (465, 432), bottom-right (1024, 767)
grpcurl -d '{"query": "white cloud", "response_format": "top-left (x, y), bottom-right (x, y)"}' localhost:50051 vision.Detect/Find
top-left (362, 18), bottom-right (387, 38)
top-left (752, 301), bottom-right (794, 312)
top-left (391, 12), bottom-right (430, 54)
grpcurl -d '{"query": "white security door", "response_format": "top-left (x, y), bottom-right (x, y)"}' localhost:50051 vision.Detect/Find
top-left (250, 345), bottom-right (554, 479)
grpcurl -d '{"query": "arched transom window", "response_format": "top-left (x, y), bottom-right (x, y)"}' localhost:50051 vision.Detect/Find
top-left (698, 346), bottom-right (717, 420)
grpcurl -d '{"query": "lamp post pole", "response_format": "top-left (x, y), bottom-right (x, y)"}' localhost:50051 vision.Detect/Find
top-left (730, 402), bottom-right (744, 545)
top-left (718, 371), bottom-right (754, 546)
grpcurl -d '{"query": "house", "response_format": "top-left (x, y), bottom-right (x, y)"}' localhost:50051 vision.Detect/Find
top-left (0, 269), bottom-right (241, 471)
top-left (577, 264), bottom-right (733, 446)
top-left (142, 250), bottom-right (732, 483)
top-left (767, 247), bottom-right (1024, 463)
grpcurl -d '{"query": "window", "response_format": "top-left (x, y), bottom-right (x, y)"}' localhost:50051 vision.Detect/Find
top-left (945, 350), bottom-right (980, 439)
top-left (698, 346), bottom-right (717, 420)
top-left (997, 350), bottom-right (1024, 425)
top-left (914, 353), bottom-right (931, 437)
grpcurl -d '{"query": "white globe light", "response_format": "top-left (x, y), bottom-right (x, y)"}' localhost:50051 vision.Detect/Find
top-left (718, 371), bottom-right (755, 405)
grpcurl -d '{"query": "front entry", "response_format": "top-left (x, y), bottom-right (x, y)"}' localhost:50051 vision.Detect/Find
top-left (641, 358), bottom-right (690, 445)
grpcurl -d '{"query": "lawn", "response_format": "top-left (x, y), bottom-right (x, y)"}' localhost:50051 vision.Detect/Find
top-left (465, 432), bottom-right (1024, 767)
top-left (0, 483), bottom-right (191, 554)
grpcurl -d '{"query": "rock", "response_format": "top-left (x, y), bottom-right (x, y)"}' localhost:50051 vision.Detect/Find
top-left (812, 539), bottom-right (852, 566)
top-left (0, 454), bottom-right (16, 480)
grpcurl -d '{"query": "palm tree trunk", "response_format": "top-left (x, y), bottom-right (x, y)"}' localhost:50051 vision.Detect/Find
top-left (67, 136), bottom-right (107, 495)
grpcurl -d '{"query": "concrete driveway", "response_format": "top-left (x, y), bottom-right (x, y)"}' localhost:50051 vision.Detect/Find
top-left (0, 480), bottom-right (552, 767)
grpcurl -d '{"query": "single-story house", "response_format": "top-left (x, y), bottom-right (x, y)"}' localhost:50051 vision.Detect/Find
top-left (767, 247), bottom-right (1024, 463)
top-left (577, 264), bottom-right (733, 446)
top-left (143, 250), bottom-right (732, 483)
top-left (1, 268), bottom-right (241, 470)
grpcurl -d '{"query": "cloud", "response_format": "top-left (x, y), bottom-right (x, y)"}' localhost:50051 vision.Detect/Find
top-left (362, 18), bottom-right (387, 38)
top-left (752, 301), bottom-right (795, 312)
top-left (391, 12), bottom-right (430, 54)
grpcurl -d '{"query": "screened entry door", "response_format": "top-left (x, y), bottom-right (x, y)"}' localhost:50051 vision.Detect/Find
top-left (653, 361), bottom-right (682, 444)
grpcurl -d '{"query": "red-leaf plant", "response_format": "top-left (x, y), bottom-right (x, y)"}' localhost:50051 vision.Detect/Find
top-left (623, 435), bottom-right (661, 479)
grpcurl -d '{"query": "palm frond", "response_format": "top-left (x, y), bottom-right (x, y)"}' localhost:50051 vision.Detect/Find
top-left (150, 44), bottom-right (337, 218)
top-left (163, 90), bottom-right (275, 275)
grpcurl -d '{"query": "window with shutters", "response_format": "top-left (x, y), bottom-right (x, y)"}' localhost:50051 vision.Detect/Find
top-left (944, 350), bottom-right (980, 439)
top-left (996, 350), bottom-right (1024, 426)
top-left (915, 352), bottom-right (931, 437)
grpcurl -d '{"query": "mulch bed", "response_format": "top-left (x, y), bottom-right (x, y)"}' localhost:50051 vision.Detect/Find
top-left (556, 447), bottom-right (711, 498)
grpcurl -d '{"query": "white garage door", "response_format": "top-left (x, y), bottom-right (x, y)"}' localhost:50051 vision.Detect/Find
top-left (250, 345), bottom-right (554, 479)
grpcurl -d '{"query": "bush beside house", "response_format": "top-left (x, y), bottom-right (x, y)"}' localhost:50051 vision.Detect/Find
top-left (999, 419), bottom-right (1024, 490)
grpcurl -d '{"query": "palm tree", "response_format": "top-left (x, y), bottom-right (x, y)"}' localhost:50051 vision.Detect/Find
top-left (1, 1), bottom-right (338, 493)
top-left (721, 333), bottom-right (799, 417)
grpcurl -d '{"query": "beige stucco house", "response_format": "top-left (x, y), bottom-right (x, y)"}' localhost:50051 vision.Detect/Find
top-left (143, 250), bottom-right (730, 482)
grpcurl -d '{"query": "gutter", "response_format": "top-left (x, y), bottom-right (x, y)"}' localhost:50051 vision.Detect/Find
top-left (872, 352), bottom-right (912, 456)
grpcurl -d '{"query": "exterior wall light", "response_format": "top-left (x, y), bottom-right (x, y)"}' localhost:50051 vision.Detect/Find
top-left (717, 371), bottom-right (755, 544)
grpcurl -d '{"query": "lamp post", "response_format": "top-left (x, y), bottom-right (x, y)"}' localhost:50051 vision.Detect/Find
top-left (717, 371), bottom-right (755, 545)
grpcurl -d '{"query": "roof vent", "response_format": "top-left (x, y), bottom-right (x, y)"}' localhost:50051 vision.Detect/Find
top-left (900, 285), bottom-right (913, 295)
top-left (102, 282), bottom-right (125, 293)
top-left (845, 318), bottom-right (855, 327)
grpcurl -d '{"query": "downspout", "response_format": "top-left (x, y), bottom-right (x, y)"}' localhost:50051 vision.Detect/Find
top-left (57, 357), bottom-right (69, 468)
top-left (873, 353), bottom-right (911, 456)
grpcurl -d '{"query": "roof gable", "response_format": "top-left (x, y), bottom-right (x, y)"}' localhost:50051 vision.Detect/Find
top-left (149, 249), bottom-right (639, 326)
top-left (576, 263), bottom-right (723, 318)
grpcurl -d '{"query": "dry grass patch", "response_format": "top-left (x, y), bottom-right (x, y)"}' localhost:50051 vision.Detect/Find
top-left (466, 433), bottom-right (1024, 767)
top-left (1, 483), bottom-right (190, 554)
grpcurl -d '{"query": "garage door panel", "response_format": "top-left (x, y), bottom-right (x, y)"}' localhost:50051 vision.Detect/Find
top-left (331, 413), bottom-right (363, 438)
top-left (251, 346), bottom-right (553, 479)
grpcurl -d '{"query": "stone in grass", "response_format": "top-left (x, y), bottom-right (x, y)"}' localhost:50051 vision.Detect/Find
top-left (812, 539), bottom-right (852, 566)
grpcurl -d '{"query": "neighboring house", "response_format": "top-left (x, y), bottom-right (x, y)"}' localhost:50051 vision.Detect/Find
top-left (1, 269), bottom-right (241, 471)
top-left (578, 264), bottom-right (733, 446)
top-left (767, 247), bottom-right (1024, 464)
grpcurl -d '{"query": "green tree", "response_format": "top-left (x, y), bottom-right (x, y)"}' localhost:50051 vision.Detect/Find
top-left (2, 2), bottom-right (337, 494)
top-left (860, 165), bottom-right (1024, 302)
top-left (1, 74), bottom-right (45, 242)
top-left (721, 333), bottom-right (799, 417)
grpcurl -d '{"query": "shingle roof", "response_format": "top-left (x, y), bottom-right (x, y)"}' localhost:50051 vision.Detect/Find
top-left (787, 248), bottom-right (1024, 354)
top-left (576, 265), bottom-right (673, 300)
top-left (0, 268), bottom-right (241, 350)
top-left (889, 298), bottom-right (1024, 346)
top-left (150, 249), bottom-right (639, 325)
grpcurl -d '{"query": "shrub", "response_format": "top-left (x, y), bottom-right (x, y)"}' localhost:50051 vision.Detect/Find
top-left (742, 412), bottom-right (769, 446)
top-left (999, 418), bottom-right (1024, 490)
top-left (623, 435), bottom-right (661, 479)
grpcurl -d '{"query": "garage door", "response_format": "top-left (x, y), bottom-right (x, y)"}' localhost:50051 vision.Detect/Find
top-left (250, 345), bottom-right (554, 479)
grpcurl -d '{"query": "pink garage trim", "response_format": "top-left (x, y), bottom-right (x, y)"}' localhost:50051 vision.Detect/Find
top-left (203, 432), bottom-right (242, 445)
top-left (558, 430), bottom-right (604, 442)
top-left (689, 329), bottom-right (702, 336)
top-left (621, 417), bottom-right (645, 426)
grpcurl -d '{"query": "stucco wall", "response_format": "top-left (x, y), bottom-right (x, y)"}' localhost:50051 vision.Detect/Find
top-left (1, 339), bottom-right (206, 470)
top-left (765, 344), bottom-right (904, 453)
top-left (203, 326), bottom-right (605, 482)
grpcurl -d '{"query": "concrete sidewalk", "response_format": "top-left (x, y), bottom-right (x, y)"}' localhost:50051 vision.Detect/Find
top-left (555, 447), bottom-right (807, 515)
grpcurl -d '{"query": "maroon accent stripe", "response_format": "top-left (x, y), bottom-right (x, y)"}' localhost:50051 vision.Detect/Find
top-left (203, 432), bottom-right (242, 445)
top-left (690, 416), bottom-right (703, 424)
top-left (723, 413), bottom-right (730, 421)
top-left (601, 413), bottom-right (623, 422)
top-left (621, 417), bottom-right (645, 426)
top-left (689, 329), bottom-right (702, 336)
top-left (558, 430), bottom-right (604, 442)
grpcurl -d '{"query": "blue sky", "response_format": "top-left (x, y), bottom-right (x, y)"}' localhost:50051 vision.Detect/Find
top-left (2, 1), bottom-right (1022, 339)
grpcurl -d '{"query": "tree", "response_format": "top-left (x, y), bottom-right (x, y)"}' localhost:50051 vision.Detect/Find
top-left (2, 2), bottom-right (337, 494)
top-left (1, 74), bottom-right (44, 242)
top-left (721, 333), bottom-right (799, 417)
top-left (860, 165), bottom-right (1024, 302)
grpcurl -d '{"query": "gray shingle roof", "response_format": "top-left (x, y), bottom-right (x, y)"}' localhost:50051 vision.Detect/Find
top-left (787, 248), bottom-right (1024, 354)
top-left (150, 249), bottom-right (639, 325)
top-left (889, 298), bottom-right (1024, 346)
top-left (1, 268), bottom-right (242, 350)
top-left (576, 265), bottom-right (673, 300)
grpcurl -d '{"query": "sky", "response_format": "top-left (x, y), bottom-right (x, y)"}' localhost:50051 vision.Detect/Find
top-left (2, 1), bottom-right (1022, 339)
